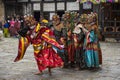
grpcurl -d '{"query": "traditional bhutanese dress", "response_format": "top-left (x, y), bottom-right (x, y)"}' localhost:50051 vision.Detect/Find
top-left (9, 20), bottom-right (15, 36)
top-left (84, 30), bottom-right (102, 68)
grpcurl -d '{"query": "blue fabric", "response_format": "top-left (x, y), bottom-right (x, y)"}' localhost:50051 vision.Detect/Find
top-left (89, 30), bottom-right (95, 43)
top-left (84, 30), bottom-right (99, 67)
top-left (4, 23), bottom-right (9, 28)
top-left (85, 50), bottom-right (99, 67)
top-left (52, 46), bottom-right (64, 53)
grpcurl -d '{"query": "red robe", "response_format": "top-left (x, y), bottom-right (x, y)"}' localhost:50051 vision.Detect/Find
top-left (14, 23), bottom-right (63, 72)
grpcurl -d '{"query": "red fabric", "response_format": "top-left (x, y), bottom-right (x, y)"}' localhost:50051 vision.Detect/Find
top-left (14, 21), bottom-right (20, 32)
top-left (34, 47), bottom-right (63, 72)
top-left (32, 26), bottom-right (63, 72)
top-left (98, 49), bottom-right (102, 64)
top-left (67, 44), bottom-right (75, 62)
top-left (15, 23), bottom-right (63, 72)
top-left (14, 37), bottom-right (30, 62)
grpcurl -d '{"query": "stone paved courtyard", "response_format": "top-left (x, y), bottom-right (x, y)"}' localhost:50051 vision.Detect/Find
top-left (0, 38), bottom-right (120, 80)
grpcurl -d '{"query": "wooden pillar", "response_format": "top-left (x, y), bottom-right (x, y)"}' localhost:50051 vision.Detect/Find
top-left (31, 3), bottom-right (33, 15)
top-left (79, 4), bottom-right (83, 15)
top-left (55, 0), bottom-right (57, 13)
top-left (65, 0), bottom-right (67, 11)
top-left (79, 3), bottom-right (81, 14)
top-left (40, 0), bottom-right (43, 16)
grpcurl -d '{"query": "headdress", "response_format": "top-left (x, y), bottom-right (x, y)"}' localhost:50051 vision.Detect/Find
top-left (52, 14), bottom-right (60, 21)
top-left (64, 11), bottom-right (71, 20)
top-left (42, 19), bottom-right (48, 24)
top-left (81, 12), bottom-right (98, 31)
top-left (24, 16), bottom-right (36, 27)
top-left (40, 19), bottom-right (49, 27)
top-left (80, 14), bottom-right (88, 23)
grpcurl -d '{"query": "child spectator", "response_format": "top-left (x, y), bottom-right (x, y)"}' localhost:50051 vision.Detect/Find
top-left (3, 21), bottom-right (9, 37)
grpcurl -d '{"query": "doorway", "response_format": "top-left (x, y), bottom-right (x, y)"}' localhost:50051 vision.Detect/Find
top-left (34, 11), bottom-right (40, 22)
top-left (57, 11), bottom-right (65, 20)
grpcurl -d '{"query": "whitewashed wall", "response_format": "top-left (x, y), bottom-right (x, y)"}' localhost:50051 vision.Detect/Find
top-left (43, 3), bottom-right (55, 11)
top-left (67, 2), bottom-right (79, 11)
top-left (57, 2), bottom-right (64, 10)
top-left (50, 13), bottom-right (55, 20)
top-left (32, 2), bottom-right (80, 12)
top-left (33, 3), bottom-right (40, 10)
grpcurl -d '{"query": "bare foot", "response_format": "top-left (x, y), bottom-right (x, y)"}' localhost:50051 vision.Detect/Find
top-left (74, 67), bottom-right (80, 71)
top-left (60, 65), bottom-right (64, 68)
top-left (34, 72), bottom-right (43, 75)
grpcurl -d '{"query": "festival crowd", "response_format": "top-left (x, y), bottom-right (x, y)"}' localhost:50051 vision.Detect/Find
top-left (2, 11), bottom-right (102, 75)
top-left (0, 15), bottom-right (24, 38)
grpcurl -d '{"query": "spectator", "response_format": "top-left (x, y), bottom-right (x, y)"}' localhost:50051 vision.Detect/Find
top-left (3, 21), bottom-right (9, 37)
top-left (9, 18), bottom-right (15, 37)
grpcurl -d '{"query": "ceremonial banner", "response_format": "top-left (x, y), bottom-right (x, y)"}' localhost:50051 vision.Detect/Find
top-left (76, 0), bottom-right (119, 3)
top-left (101, 0), bottom-right (106, 2)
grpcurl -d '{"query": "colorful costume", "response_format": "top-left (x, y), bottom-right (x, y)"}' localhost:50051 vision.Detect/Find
top-left (9, 19), bottom-right (15, 37)
top-left (14, 17), bottom-right (63, 73)
top-left (78, 13), bottom-right (102, 68)
top-left (73, 26), bottom-right (85, 69)
top-left (52, 14), bottom-right (68, 67)
top-left (32, 26), bottom-right (63, 72)
top-left (63, 11), bottom-right (79, 67)
top-left (84, 29), bottom-right (100, 68)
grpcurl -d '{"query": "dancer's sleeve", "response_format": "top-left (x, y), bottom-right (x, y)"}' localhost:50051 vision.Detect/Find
top-left (41, 30), bottom-right (62, 49)
top-left (14, 37), bottom-right (30, 62)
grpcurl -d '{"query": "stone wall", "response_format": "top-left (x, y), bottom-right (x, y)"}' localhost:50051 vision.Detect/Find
top-left (0, 0), bottom-right (4, 22)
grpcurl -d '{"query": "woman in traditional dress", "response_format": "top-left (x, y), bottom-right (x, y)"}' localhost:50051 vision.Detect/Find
top-left (3, 21), bottom-right (10, 37)
top-left (9, 18), bottom-right (15, 37)
top-left (14, 16), bottom-right (64, 75)
top-left (14, 19), bottom-right (21, 37)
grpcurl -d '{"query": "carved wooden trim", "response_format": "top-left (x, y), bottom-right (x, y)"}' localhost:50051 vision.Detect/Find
top-left (116, 27), bottom-right (120, 32)
top-left (104, 27), bottom-right (115, 32)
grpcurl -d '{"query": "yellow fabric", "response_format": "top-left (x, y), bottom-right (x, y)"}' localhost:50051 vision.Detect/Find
top-left (42, 19), bottom-right (48, 24)
top-left (3, 28), bottom-right (9, 37)
top-left (45, 30), bottom-right (50, 33)
top-left (20, 37), bottom-right (25, 59)
top-left (80, 0), bottom-right (87, 3)
top-left (33, 44), bottom-right (41, 53)
top-left (20, 37), bottom-right (29, 59)
top-left (101, 0), bottom-right (106, 2)
top-left (35, 23), bottom-right (41, 32)
top-left (42, 33), bottom-right (56, 42)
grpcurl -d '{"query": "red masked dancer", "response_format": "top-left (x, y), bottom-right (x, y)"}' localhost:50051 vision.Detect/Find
top-left (14, 16), bottom-right (64, 76)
